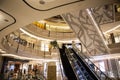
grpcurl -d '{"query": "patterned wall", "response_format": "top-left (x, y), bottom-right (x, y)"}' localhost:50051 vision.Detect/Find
top-left (62, 4), bottom-right (114, 56)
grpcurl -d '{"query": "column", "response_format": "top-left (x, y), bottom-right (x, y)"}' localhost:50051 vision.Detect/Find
top-left (47, 62), bottom-right (56, 80)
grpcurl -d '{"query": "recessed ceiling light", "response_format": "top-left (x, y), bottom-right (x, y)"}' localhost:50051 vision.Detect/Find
top-left (42, 0), bottom-right (55, 2)
top-left (4, 19), bottom-right (9, 22)
top-left (39, 0), bottom-right (55, 4)
top-left (39, 0), bottom-right (45, 4)
top-left (0, 13), bottom-right (3, 21)
top-left (44, 0), bottom-right (55, 2)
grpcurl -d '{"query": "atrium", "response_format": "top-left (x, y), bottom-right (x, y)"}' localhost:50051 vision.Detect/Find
top-left (0, 0), bottom-right (120, 80)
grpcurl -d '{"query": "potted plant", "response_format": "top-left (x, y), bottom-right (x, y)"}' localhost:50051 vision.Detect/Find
top-left (50, 40), bottom-right (58, 48)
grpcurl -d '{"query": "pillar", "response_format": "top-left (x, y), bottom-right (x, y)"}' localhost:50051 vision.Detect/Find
top-left (47, 62), bottom-right (56, 80)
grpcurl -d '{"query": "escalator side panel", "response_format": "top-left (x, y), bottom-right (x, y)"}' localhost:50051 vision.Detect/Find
top-left (71, 48), bottom-right (100, 80)
top-left (59, 48), bottom-right (77, 80)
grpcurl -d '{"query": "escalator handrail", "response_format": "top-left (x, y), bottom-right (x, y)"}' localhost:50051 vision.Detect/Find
top-left (67, 48), bottom-right (90, 80)
top-left (57, 48), bottom-right (67, 80)
top-left (59, 46), bottom-right (78, 80)
top-left (73, 45), bottom-right (112, 80)
top-left (65, 47), bottom-right (80, 80)
top-left (69, 48), bottom-right (100, 80)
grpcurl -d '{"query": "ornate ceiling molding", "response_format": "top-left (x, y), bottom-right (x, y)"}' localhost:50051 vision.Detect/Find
top-left (23, 0), bottom-right (84, 11)
top-left (0, 9), bottom-right (16, 32)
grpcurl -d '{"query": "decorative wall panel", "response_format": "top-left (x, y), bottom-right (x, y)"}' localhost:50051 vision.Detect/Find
top-left (91, 4), bottom-right (114, 25)
top-left (62, 4), bottom-right (113, 56)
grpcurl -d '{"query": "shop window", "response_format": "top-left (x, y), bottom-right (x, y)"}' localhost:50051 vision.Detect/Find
top-left (9, 64), bottom-right (14, 70)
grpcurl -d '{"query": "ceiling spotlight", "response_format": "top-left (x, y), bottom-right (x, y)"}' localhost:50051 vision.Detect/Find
top-left (4, 19), bottom-right (9, 22)
top-left (39, 0), bottom-right (55, 4)
top-left (39, 0), bottom-right (45, 4)
top-left (44, 0), bottom-right (55, 2)
top-left (0, 13), bottom-right (3, 21)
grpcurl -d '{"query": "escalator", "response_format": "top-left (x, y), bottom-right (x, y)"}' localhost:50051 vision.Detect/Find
top-left (59, 48), bottom-right (77, 80)
top-left (68, 48), bottom-right (100, 80)
top-left (59, 45), bottom-right (100, 80)
top-left (72, 45), bottom-right (112, 80)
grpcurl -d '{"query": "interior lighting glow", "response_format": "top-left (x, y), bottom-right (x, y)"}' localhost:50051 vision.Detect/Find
top-left (0, 13), bottom-right (3, 21)
top-left (0, 49), bottom-right (6, 53)
top-left (48, 25), bottom-right (70, 30)
top-left (20, 28), bottom-right (79, 43)
top-left (0, 53), bottom-right (59, 62)
top-left (0, 50), bottom-right (6, 53)
top-left (90, 53), bottom-right (120, 61)
top-left (20, 28), bottom-right (52, 41)
top-left (38, 20), bottom-right (46, 23)
top-left (99, 61), bottom-right (105, 72)
top-left (42, 0), bottom-right (55, 2)
top-left (103, 25), bottom-right (120, 34)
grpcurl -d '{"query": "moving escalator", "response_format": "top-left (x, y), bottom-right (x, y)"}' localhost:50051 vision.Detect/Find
top-left (68, 48), bottom-right (100, 80)
top-left (72, 45), bottom-right (112, 80)
top-left (59, 45), bottom-right (100, 80)
top-left (59, 48), bottom-right (77, 80)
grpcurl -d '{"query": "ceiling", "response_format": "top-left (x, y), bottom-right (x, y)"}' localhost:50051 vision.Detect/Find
top-left (0, 0), bottom-right (118, 35)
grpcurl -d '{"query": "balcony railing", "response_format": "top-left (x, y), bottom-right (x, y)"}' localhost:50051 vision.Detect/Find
top-left (1, 35), bottom-right (52, 59)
